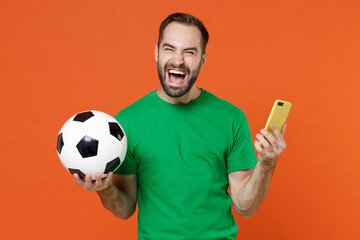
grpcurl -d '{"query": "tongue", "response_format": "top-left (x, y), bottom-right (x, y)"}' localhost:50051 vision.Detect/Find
top-left (169, 74), bottom-right (185, 84)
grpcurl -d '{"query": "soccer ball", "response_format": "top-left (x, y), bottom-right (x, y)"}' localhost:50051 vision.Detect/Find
top-left (56, 110), bottom-right (127, 180)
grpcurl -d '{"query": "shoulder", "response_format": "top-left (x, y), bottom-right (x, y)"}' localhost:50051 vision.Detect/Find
top-left (115, 91), bottom-right (155, 118)
top-left (114, 91), bottom-right (156, 128)
top-left (203, 90), bottom-right (246, 119)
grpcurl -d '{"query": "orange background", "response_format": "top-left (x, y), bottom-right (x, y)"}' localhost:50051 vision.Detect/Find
top-left (1, 0), bottom-right (359, 239)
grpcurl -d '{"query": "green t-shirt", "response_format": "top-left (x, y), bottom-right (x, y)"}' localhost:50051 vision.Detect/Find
top-left (114, 89), bottom-right (258, 240)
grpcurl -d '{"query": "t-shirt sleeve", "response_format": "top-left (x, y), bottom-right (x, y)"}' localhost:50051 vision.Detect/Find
top-left (113, 112), bottom-right (138, 175)
top-left (226, 110), bottom-right (258, 173)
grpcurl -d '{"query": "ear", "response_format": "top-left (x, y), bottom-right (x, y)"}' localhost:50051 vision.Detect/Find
top-left (200, 51), bottom-right (207, 68)
top-left (155, 44), bottom-right (159, 62)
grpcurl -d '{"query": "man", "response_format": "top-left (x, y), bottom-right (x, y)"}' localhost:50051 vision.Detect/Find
top-left (74, 13), bottom-right (287, 239)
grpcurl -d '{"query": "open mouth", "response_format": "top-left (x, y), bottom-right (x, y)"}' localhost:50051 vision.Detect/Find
top-left (167, 69), bottom-right (188, 87)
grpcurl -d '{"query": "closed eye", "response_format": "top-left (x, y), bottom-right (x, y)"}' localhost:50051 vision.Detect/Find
top-left (183, 47), bottom-right (198, 55)
top-left (184, 51), bottom-right (195, 55)
top-left (162, 43), bottom-right (175, 52)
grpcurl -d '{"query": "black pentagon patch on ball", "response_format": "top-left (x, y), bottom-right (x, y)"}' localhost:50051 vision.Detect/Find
top-left (57, 133), bottom-right (64, 154)
top-left (68, 168), bottom-right (86, 180)
top-left (76, 135), bottom-right (98, 158)
top-left (104, 157), bottom-right (121, 174)
top-left (73, 111), bottom-right (94, 122)
top-left (109, 122), bottom-right (124, 141)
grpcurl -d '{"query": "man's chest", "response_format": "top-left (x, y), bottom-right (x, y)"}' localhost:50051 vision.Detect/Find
top-left (131, 115), bottom-right (233, 182)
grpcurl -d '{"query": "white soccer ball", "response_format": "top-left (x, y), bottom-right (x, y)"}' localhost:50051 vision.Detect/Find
top-left (56, 110), bottom-right (127, 180)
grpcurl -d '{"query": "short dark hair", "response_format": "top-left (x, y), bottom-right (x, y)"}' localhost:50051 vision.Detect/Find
top-left (158, 13), bottom-right (209, 53)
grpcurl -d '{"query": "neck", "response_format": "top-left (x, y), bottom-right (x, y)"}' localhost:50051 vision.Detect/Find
top-left (156, 86), bottom-right (202, 104)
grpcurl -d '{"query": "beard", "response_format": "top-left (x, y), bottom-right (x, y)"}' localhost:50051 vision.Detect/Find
top-left (157, 60), bottom-right (201, 98)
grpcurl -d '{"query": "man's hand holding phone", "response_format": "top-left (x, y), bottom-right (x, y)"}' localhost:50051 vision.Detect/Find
top-left (254, 123), bottom-right (287, 168)
top-left (254, 99), bottom-right (291, 168)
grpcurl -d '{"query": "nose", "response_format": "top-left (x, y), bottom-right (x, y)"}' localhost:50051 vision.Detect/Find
top-left (171, 51), bottom-right (184, 66)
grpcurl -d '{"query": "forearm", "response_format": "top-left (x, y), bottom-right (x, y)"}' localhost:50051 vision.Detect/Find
top-left (234, 162), bottom-right (275, 218)
top-left (97, 182), bottom-right (136, 220)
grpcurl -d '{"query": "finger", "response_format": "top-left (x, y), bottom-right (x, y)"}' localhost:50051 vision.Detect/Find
top-left (260, 128), bottom-right (278, 147)
top-left (269, 124), bottom-right (285, 145)
top-left (269, 123), bottom-right (287, 150)
top-left (256, 133), bottom-right (270, 148)
top-left (269, 124), bottom-right (281, 137)
top-left (254, 140), bottom-right (264, 152)
top-left (103, 172), bottom-right (113, 187)
top-left (281, 122), bottom-right (287, 136)
top-left (74, 173), bottom-right (83, 186)
top-left (95, 173), bottom-right (102, 188)
top-left (84, 174), bottom-right (93, 190)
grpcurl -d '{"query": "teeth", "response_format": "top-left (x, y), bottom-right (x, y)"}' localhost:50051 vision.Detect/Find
top-left (169, 70), bottom-right (186, 75)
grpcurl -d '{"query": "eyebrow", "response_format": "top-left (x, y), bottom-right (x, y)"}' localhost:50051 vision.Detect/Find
top-left (162, 43), bottom-right (175, 49)
top-left (162, 43), bottom-right (198, 53)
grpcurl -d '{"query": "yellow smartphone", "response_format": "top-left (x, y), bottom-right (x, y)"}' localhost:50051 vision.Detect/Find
top-left (260, 100), bottom-right (292, 146)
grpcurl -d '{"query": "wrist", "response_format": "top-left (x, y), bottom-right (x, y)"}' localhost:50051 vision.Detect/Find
top-left (96, 181), bottom-right (115, 196)
top-left (257, 160), bottom-right (277, 173)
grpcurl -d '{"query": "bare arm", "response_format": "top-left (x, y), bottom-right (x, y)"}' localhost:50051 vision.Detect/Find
top-left (74, 172), bottom-right (137, 220)
top-left (229, 123), bottom-right (287, 218)
top-left (228, 163), bottom-right (274, 218)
